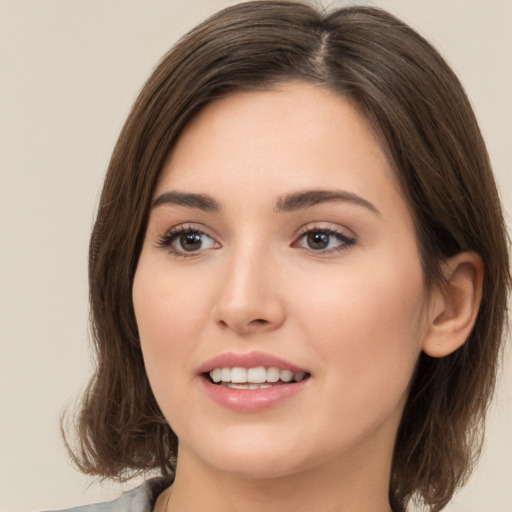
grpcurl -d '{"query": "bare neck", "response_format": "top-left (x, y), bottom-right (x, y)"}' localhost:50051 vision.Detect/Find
top-left (162, 442), bottom-right (394, 512)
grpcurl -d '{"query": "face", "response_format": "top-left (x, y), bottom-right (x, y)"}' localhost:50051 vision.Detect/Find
top-left (133, 83), bottom-right (432, 480)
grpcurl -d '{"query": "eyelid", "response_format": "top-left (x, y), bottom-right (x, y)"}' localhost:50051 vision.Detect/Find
top-left (294, 222), bottom-right (356, 239)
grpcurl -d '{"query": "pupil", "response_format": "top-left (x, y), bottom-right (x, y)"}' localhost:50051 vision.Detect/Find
top-left (181, 233), bottom-right (202, 251)
top-left (307, 232), bottom-right (329, 249)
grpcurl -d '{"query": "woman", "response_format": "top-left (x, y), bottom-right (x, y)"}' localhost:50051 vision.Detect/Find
top-left (55, 1), bottom-right (509, 511)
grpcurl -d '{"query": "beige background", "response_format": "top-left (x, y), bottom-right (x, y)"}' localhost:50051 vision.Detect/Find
top-left (1, 1), bottom-right (511, 511)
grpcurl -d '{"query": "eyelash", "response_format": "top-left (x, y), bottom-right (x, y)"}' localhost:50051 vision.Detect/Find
top-left (156, 224), bottom-right (356, 258)
top-left (293, 225), bottom-right (356, 254)
top-left (156, 224), bottom-right (217, 258)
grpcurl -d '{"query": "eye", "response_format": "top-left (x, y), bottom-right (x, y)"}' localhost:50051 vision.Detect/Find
top-left (157, 226), bottom-right (219, 256)
top-left (293, 227), bottom-right (355, 254)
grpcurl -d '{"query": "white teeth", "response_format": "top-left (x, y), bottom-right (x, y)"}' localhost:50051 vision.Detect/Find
top-left (267, 367), bottom-right (280, 382)
top-left (293, 371), bottom-right (307, 382)
top-left (221, 367), bottom-right (231, 382)
top-left (227, 382), bottom-right (273, 389)
top-left (208, 367), bottom-right (308, 385)
top-left (226, 382), bottom-right (249, 389)
top-left (247, 367), bottom-right (266, 383)
top-left (230, 367), bottom-right (247, 383)
top-left (294, 371), bottom-right (305, 382)
top-left (279, 369), bottom-right (294, 382)
top-left (211, 368), bottom-right (222, 383)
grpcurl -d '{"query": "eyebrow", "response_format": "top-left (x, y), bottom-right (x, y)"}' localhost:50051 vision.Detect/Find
top-left (151, 188), bottom-right (380, 216)
top-left (274, 189), bottom-right (381, 216)
top-left (152, 191), bottom-right (220, 212)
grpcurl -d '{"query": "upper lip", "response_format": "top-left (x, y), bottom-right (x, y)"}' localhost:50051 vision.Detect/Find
top-left (198, 351), bottom-right (308, 374)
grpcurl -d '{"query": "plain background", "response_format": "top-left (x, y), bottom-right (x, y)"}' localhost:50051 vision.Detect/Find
top-left (1, 1), bottom-right (511, 511)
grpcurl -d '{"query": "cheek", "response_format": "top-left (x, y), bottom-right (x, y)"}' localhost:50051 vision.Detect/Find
top-left (132, 255), bottom-right (211, 390)
top-left (292, 255), bottom-right (427, 405)
top-left (134, 250), bottom-right (211, 334)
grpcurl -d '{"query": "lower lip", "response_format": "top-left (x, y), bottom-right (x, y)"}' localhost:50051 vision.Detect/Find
top-left (201, 377), bottom-right (309, 412)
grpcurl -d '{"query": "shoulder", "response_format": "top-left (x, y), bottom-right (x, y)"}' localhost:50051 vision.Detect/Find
top-left (42, 476), bottom-right (173, 512)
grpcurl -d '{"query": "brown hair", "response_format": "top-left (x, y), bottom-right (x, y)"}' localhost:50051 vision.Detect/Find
top-left (68, 2), bottom-right (510, 511)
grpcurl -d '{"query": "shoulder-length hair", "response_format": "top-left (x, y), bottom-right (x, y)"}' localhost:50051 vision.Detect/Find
top-left (68, 2), bottom-right (509, 511)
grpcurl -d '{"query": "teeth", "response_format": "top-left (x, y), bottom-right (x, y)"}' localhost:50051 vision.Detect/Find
top-left (267, 367), bottom-right (280, 382)
top-left (227, 382), bottom-right (273, 389)
top-left (294, 371), bottom-right (305, 381)
top-left (208, 366), bottom-right (308, 385)
top-left (247, 367), bottom-right (266, 383)
top-left (231, 367), bottom-right (247, 383)
top-left (279, 370), bottom-right (294, 382)
top-left (211, 368), bottom-right (222, 383)
top-left (221, 367), bottom-right (231, 382)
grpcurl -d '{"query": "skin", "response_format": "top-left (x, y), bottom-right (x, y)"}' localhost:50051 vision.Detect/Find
top-left (133, 83), bottom-right (481, 512)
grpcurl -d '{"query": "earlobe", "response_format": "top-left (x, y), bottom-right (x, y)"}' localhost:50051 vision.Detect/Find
top-left (422, 252), bottom-right (484, 358)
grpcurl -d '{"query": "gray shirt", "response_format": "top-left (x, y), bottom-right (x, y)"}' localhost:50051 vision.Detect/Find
top-left (44, 476), bottom-right (173, 512)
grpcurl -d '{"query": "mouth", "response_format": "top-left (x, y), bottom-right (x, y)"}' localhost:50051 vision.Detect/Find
top-left (199, 353), bottom-right (311, 411)
top-left (205, 366), bottom-right (310, 389)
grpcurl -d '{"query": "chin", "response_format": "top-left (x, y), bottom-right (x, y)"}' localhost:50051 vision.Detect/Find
top-left (209, 452), bottom-right (310, 481)
top-left (178, 426), bottom-right (316, 480)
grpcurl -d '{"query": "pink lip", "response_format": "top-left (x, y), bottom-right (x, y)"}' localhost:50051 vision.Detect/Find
top-left (198, 351), bottom-right (310, 413)
top-left (198, 351), bottom-right (307, 373)
top-left (200, 377), bottom-right (310, 412)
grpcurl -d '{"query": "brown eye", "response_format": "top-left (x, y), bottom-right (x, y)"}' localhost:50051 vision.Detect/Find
top-left (165, 229), bottom-right (217, 255)
top-left (294, 228), bottom-right (355, 254)
top-left (306, 232), bottom-right (330, 250)
top-left (178, 232), bottom-right (203, 251)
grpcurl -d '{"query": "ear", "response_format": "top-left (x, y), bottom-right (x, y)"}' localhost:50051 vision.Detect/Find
top-left (422, 252), bottom-right (484, 358)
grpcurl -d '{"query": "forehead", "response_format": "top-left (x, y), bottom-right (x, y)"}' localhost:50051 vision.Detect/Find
top-left (156, 83), bottom-right (405, 220)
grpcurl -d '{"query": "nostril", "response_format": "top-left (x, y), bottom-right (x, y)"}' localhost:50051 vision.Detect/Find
top-left (251, 319), bottom-right (269, 325)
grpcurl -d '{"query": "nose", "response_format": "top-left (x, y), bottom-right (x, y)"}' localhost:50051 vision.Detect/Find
top-left (212, 246), bottom-right (286, 335)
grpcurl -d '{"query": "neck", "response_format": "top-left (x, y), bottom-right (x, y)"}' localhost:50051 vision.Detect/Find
top-left (166, 442), bottom-right (394, 512)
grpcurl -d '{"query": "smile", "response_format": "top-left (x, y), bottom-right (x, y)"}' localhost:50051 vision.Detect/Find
top-left (208, 366), bottom-right (308, 389)
top-left (199, 352), bottom-right (311, 411)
